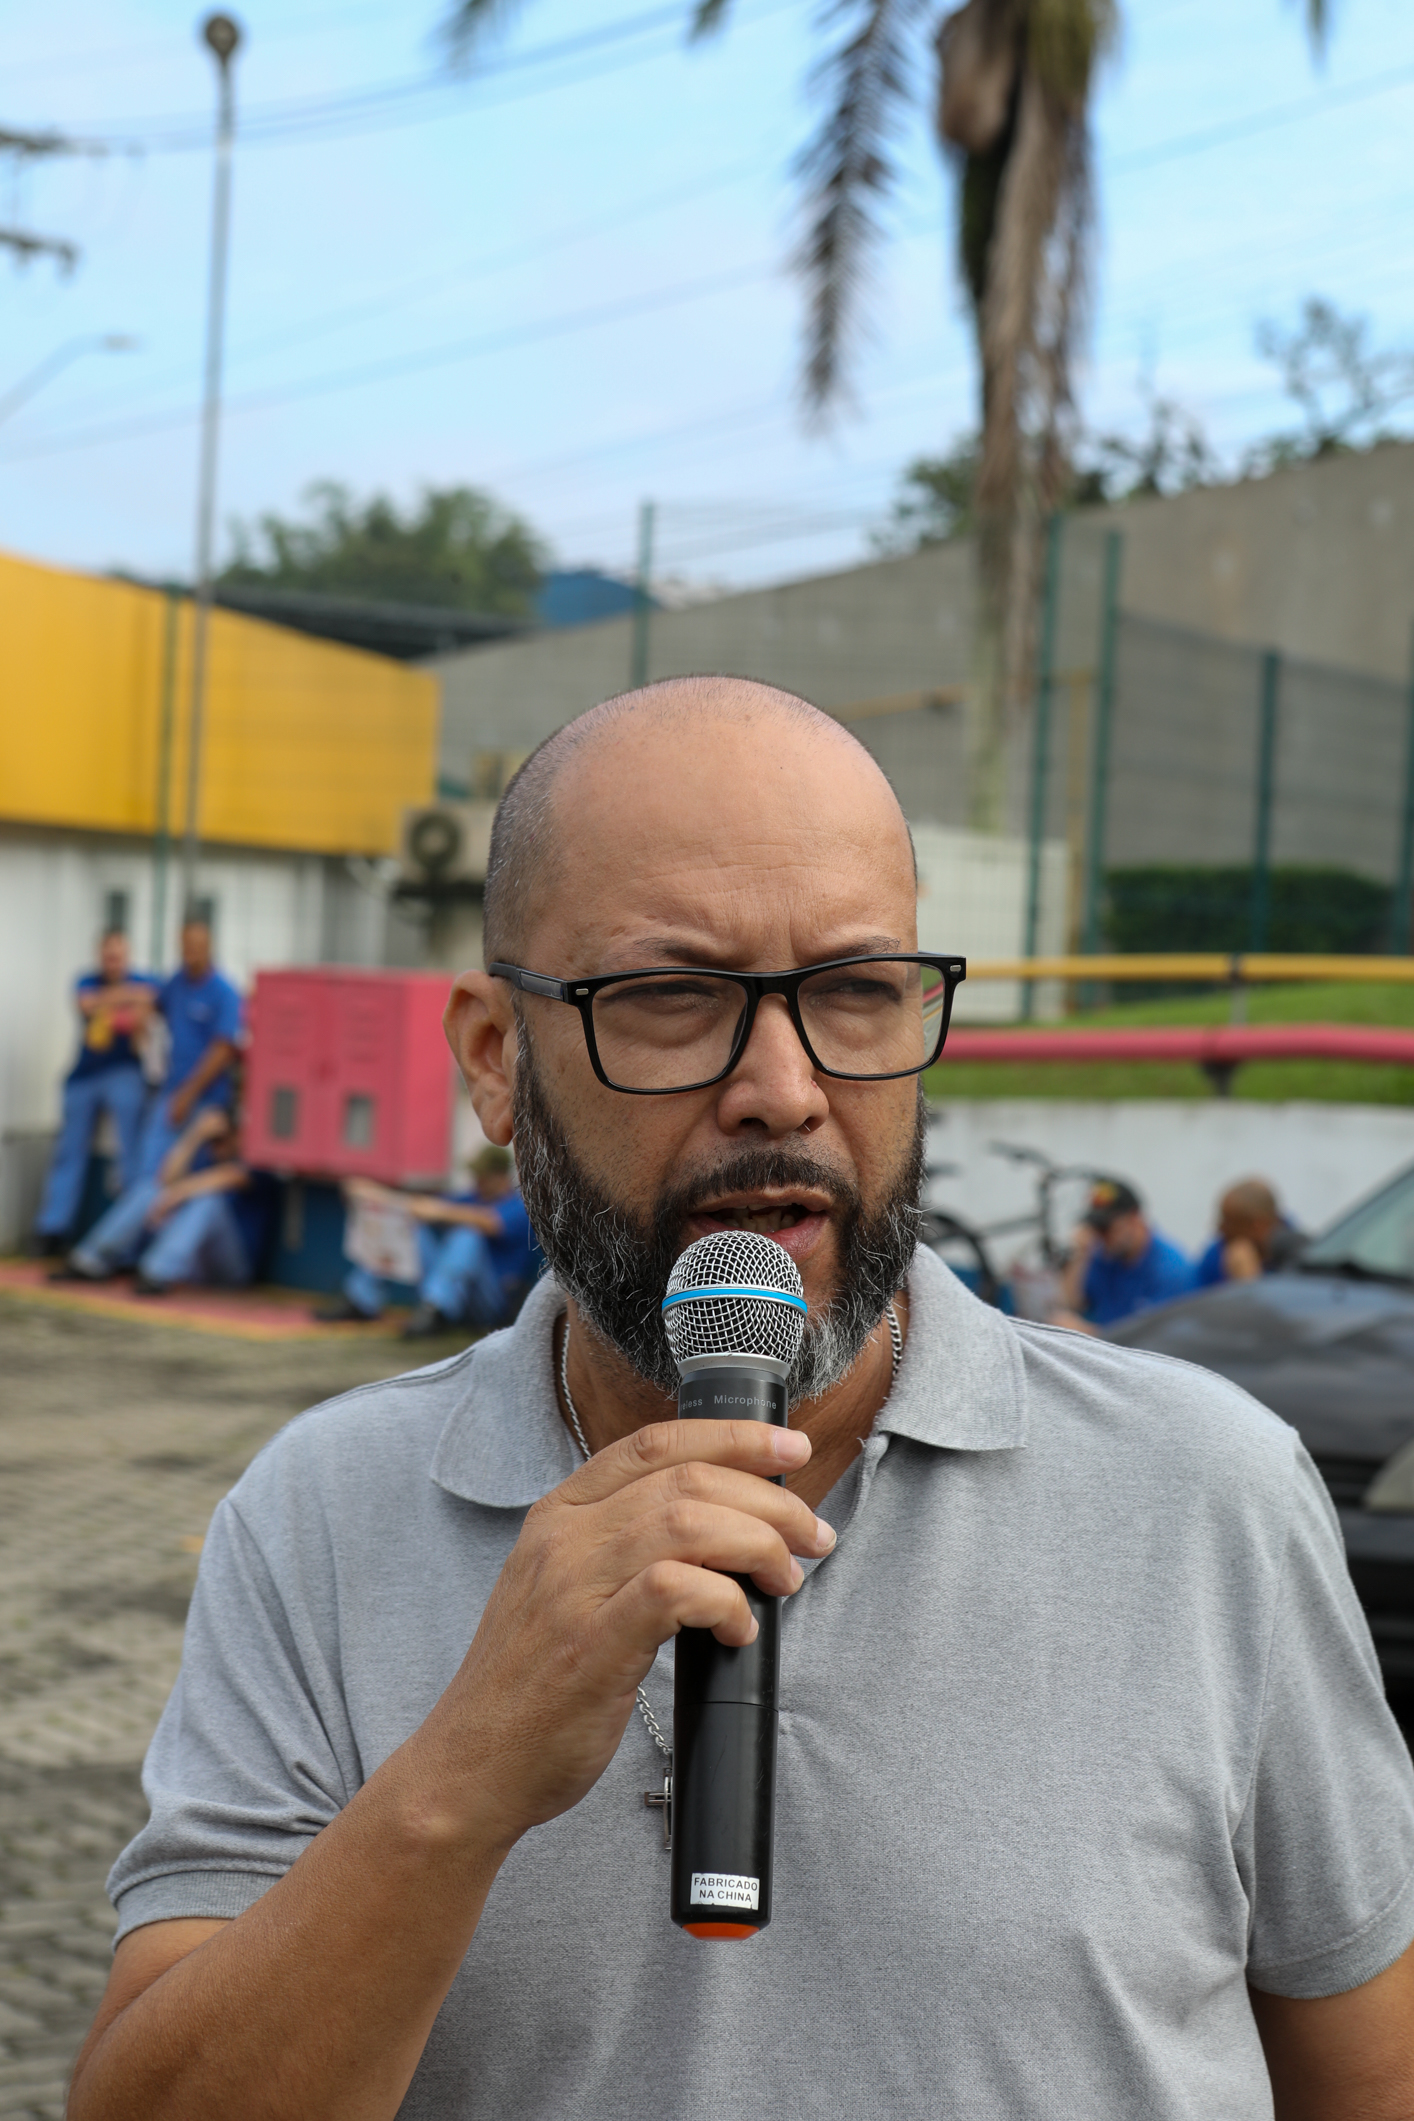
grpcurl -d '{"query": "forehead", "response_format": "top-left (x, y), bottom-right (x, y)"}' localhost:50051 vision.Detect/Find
top-left (533, 710), bottom-right (915, 966)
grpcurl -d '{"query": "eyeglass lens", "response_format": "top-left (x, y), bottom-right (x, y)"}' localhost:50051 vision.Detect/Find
top-left (589, 958), bottom-right (950, 1091)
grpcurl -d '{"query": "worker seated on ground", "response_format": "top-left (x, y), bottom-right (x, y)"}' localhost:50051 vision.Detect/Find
top-left (316, 1142), bottom-right (536, 1341)
top-left (1051, 1177), bottom-right (1196, 1335)
top-left (29, 928), bottom-right (159, 1257)
top-left (52, 1106), bottom-right (277, 1297)
top-left (1195, 1176), bottom-right (1305, 1287)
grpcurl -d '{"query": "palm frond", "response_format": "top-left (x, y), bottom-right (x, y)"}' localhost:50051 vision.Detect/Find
top-left (688, 0), bottom-right (734, 39)
top-left (437, 0), bottom-right (529, 70)
top-left (792, 0), bottom-right (927, 415)
top-left (1299, 0), bottom-right (1330, 60)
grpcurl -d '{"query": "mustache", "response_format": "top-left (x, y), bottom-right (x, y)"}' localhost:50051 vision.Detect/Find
top-left (668, 1147), bottom-right (859, 1225)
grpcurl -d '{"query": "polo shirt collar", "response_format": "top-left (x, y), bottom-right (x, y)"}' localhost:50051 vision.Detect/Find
top-left (429, 1237), bottom-right (1027, 1511)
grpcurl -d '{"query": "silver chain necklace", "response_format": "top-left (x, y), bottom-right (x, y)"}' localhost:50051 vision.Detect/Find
top-left (559, 1321), bottom-right (674, 1765)
top-left (557, 1298), bottom-right (902, 1842)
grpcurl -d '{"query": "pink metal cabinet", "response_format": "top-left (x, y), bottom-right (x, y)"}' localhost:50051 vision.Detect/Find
top-left (245, 968), bottom-right (455, 1184)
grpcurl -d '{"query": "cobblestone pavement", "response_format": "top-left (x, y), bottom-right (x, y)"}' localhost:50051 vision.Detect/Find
top-left (0, 1296), bottom-right (455, 2119)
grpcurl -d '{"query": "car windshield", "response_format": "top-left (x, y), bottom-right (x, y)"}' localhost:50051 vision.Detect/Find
top-left (1303, 1161), bottom-right (1414, 1283)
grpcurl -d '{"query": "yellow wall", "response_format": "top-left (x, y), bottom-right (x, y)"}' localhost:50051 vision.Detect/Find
top-left (0, 549), bottom-right (437, 854)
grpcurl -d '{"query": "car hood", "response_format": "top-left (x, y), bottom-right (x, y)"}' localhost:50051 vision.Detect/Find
top-left (1109, 1272), bottom-right (1414, 1469)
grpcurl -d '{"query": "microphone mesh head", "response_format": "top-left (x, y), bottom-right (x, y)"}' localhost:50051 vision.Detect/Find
top-left (662, 1230), bottom-right (807, 1371)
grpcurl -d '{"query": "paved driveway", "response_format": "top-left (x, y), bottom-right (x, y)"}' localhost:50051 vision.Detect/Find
top-left (0, 1296), bottom-right (444, 2120)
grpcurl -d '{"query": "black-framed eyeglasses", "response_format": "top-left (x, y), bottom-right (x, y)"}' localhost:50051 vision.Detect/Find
top-left (490, 953), bottom-right (967, 1096)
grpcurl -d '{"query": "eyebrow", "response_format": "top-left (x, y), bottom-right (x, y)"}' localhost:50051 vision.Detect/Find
top-left (616, 934), bottom-right (905, 967)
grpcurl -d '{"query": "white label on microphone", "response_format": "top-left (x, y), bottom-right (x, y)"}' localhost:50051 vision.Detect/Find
top-left (690, 1871), bottom-right (760, 1912)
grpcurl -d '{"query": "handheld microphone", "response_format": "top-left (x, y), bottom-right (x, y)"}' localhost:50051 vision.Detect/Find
top-left (661, 1230), bottom-right (807, 1941)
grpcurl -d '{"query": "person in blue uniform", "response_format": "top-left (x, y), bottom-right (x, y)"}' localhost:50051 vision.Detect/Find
top-left (137, 919), bottom-right (243, 1178)
top-left (31, 929), bottom-right (160, 1254)
top-left (1054, 1177), bottom-right (1196, 1332)
top-left (1195, 1178), bottom-right (1305, 1286)
top-left (56, 1104), bottom-right (276, 1295)
top-left (316, 1143), bottom-right (537, 1339)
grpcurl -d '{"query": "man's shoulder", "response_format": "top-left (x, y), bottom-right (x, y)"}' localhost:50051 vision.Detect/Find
top-left (225, 1343), bottom-right (484, 1536)
top-left (1007, 1309), bottom-right (1298, 1483)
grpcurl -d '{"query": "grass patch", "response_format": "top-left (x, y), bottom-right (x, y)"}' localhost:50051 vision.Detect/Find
top-left (927, 982), bottom-right (1414, 1104)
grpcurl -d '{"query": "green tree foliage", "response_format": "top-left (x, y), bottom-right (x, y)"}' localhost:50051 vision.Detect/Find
top-left (221, 480), bottom-right (547, 617)
top-left (874, 438), bottom-right (979, 551)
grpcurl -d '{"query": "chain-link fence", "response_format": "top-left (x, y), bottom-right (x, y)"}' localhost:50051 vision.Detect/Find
top-left (1018, 520), bottom-right (1414, 970)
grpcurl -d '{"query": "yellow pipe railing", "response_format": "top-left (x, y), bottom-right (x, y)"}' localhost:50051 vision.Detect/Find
top-left (966, 955), bottom-right (1414, 984)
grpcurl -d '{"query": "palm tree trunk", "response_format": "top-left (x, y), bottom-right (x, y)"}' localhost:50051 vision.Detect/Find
top-left (969, 65), bottom-right (1072, 831)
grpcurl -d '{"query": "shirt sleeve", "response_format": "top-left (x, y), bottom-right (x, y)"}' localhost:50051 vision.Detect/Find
top-left (1239, 1446), bottom-right (1414, 1997)
top-left (107, 1490), bottom-right (356, 1941)
top-left (213, 980), bottom-right (243, 1043)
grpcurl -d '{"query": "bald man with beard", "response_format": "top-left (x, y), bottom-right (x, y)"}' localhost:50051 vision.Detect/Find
top-left (74, 679), bottom-right (1414, 2121)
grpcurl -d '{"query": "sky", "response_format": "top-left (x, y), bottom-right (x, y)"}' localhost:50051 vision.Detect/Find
top-left (2, 0), bottom-right (1413, 595)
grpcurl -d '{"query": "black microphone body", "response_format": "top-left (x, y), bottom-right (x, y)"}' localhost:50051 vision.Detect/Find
top-left (671, 1359), bottom-right (788, 1939)
top-left (660, 1230), bottom-right (806, 1942)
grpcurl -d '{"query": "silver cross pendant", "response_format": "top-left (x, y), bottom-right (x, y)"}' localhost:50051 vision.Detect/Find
top-left (643, 1767), bottom-right (672, 1849)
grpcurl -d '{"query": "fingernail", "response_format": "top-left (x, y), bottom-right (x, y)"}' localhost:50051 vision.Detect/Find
top-left (773, 1428), bottom-right (810, 1460)
top-left (746, 1616), bottom-right (760, 1641)
top-left (788, 1558), bottom-right (805, 1589)
top-left (814, 1518), bottom-right (836, 1552)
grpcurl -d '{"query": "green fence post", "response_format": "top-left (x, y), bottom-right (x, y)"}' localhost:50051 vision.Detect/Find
top-left (1080, 531), bottom-right (1123, 990)
top-left (150, 587), bottom-right (180, 972)
top-left (1392, 620), bottom-right (1414, 954)
top-left (1249, 649), bottom-right (1280, 954)
top-left (630, 499), bottom-right (655, 690)
top-left (1022, 513), bottom-right (1064, 1022)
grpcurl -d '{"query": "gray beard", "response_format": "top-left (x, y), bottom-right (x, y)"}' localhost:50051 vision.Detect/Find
top-left (511, 1028), bottom-right (924, 1401)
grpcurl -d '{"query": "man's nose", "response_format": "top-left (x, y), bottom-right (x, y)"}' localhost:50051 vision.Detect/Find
top-left (712, 994), bottom-right (828, 1138)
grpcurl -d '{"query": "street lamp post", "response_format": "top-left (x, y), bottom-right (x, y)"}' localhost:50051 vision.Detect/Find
top-left (179, 11), bottom-right (242, 930)
top-left (0, 334), bottom-right (138, 430)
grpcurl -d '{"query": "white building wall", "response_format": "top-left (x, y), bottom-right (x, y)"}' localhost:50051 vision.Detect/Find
top-left (926, 1099), bottom-right (1414, 1264)
top-left (0, 826), bottom-right (392, 1148)
top-left (913, 826), bottom-right (1068, 1021)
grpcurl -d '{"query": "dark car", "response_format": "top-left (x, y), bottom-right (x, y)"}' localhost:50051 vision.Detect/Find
top-left (1110, 1162), bottom-right (1414, 1696)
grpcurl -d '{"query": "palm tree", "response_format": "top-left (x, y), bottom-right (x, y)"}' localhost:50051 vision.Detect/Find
top-left (442, 0), bottom-right (1331, 828)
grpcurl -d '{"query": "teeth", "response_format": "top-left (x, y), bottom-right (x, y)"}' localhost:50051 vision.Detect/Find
top-left (710, 1206), bottom-right (806, 1232)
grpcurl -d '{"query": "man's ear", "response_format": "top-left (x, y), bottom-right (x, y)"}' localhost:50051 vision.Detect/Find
top-left (445, 971), bottom-right (517, 1147)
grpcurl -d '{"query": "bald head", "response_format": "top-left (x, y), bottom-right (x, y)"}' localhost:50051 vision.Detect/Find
top-left (482, 674), bottom-right (913, 964)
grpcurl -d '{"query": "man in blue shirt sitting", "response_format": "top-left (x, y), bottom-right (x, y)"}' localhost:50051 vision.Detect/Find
top-left (138, 918), bottom-right (243, 1177)
top-left (55, 1105), bottom-right (277, 1295)
top-left (1195, 1178), bottom-right (1305, 1287)
top-left (30, 929), bottom-right (160, 1255)
top-left (1054, 1177), bottom-right (1196, 1333)
top-left (316, 1143), bottom-right (537, 1340)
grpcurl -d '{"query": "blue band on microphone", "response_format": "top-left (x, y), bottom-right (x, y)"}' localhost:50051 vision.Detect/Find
top-left (661, 1283), bottom-right (809, 1315)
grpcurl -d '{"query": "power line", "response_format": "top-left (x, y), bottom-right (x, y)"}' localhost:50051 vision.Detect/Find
top-left (1105, 57), bottom-right (1414, 174)
top-left (0, 258), bottom-right (782, 463)
top-left (18, 155), bottom-right (771, 437)
top-left (31, 0), bottom-right (792, 157)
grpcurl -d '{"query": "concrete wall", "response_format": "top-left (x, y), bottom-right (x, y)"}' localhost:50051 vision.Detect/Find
top-left (925, 1098), bottom-right (1414, 1265)
top-left (431, 539), bottom-right (978, 824)
top-left (1099, 443), bottom-right (1414, 684)
top-left (431, 443), bottom-right (1414, 853)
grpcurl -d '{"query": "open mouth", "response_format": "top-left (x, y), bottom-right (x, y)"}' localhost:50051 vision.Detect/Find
top-left (696, 1203), bottom-right (811, 1234)
top-left (685, 1190), bottom-right (835, 1259)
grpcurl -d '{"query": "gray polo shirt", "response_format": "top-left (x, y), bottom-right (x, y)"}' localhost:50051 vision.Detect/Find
top-left (111, 1246), bottom-right (1414, 2119)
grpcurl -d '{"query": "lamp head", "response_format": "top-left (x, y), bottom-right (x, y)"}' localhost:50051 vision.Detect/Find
top-left (202, 13), bottom-right (242, 66)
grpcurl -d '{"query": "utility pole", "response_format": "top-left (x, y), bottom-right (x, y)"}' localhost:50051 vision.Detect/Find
top-left (180, 12), bottom-right (242, 927)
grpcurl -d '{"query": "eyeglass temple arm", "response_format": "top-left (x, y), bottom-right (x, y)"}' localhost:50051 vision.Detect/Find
top-left (489, 963), bottom-right (570, 1001)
